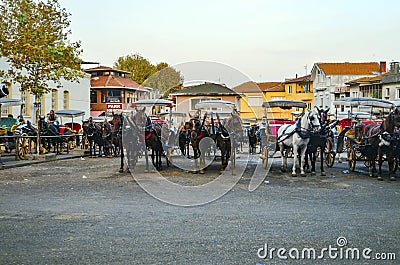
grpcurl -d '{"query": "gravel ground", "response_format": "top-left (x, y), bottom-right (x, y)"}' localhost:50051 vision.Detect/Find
top-left (1, 155), bottom-right (400, 264)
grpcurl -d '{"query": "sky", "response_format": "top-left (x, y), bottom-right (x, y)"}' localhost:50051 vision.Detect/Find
top-left (61, 0), bottom-right (400, 87)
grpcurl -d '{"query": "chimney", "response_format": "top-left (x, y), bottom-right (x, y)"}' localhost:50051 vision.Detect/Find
top-left (380, 61), bottom-right (386, 73)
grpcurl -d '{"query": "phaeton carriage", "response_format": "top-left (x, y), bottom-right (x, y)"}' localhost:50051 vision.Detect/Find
top-left (259, 100), bottom-right (307, 169)
top-left (194, 100), bottom-right (243, 174)
top-left (333, 97), bottom-right (398, 175)
top-left (0, 98), bottom-right (25, 156)
top-left (123, 99), bottom-right (174, 171)
top-left (54, 109), bottom-right (85, 151)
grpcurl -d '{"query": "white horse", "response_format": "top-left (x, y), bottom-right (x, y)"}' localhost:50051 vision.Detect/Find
top-left (277, 108), bottom-right (321, 177)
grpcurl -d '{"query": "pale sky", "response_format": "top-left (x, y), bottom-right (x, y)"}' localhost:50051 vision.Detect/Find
top-left (61, 0), bottom-right (400, 87)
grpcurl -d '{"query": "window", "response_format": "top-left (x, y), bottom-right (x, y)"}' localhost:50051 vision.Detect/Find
top-left (21, 90), bottom-right (30, 117)
top-left (352, 91), bottom-right (358, 98)
top-left (270, 96), bottom-right (285, 100)
top-left (90, 91), bottom-right (97, 103)
top-left (385, 88), bottom-right (390, 98)
top-left (190, 97), bottom-right (221, 111)
top-left (107, 90), bottom-right (122, 103)
top-left (307, 103), bottom-right (312, 109)
top-left (63, 90), bottom-right (70, 109)
top-left (288, 85), bottom-right (293, 94)
top-left (247, 96), bottom-right (263, 106)
top-left (51, 89), bottom-right (58, 110)
top-left (397, 88), bottom-right (400, 99)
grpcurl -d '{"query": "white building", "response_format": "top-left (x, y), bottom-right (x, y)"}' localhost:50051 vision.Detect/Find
top-left (382, 62), bottom-right (400, 101)
top-left (311, 62), bottom-right (383, 113)
top-left (1, 57), bottom-right (90, 122)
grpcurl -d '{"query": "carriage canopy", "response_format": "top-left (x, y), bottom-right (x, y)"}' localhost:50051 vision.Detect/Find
top-left (195, 100), bottom-right (236, 110)
top-left (262, 100), bottom-right (307, 109)
top-left (333, 97), bottom-right (395, 109)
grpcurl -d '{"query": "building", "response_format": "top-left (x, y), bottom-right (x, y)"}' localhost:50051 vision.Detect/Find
top-left (311, 62), bottom-right (383, 112)
top-left (85, 66), bottom-right (150, 117)
top-left (233, 81), bottom-right (265, 121)
top-left (0, 57), bottom-right (91, 121)
top-left (284, 74), bottom-right (313, 110)
top-left (382, 62), bottom-right (400, 101)
top-left (170, 82), bottom-right (240, 114)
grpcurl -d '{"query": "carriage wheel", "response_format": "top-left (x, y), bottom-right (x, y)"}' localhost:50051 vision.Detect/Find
top-left (17, 134), bottom-right (30, 160)
top-left (325, 138), bottom-right (335, 168)
top-left (348, 147), bottom-right (356, 172)
top-left (262, 146), bottom-right (268, 169)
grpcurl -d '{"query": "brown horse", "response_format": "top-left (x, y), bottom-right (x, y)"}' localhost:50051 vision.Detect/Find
top-left (110, 114), bottom-right (124, 172)
top-left (123, 108), bottom-right (149, 172)
top-left (217, 110), bottom-right (244, 174)
top-left (363, 108), bottom-right (400, 180)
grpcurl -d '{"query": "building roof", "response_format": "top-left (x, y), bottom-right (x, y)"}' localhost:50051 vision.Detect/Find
top-left (316, 62), bottom-right (380, 75)
top-left (233, 81), bottom-right (262, 93)
top-left (171, 82), bottom-right (238, 96)
top-left (285, 75), bottom-right (311, 84)
top-left (90, 75), bottom-right (142, 89)
top-left (85, 66), bottom-right (131, 75)
top-left (347, 75), bottom-right (383, 85)
top-left (258, 82), bottom-right (285, 92)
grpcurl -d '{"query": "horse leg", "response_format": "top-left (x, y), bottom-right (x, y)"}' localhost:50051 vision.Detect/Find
top-left (144, 148), bottom-right (149, 173)
top-left (279, 143), bottom-right (287, 172)
top-left (200, 151), bottom-right (205, 174)
top-left (388, 152), bottom-right (396, 181)
top-left (320, 145), bottom-right (326, 176)
top-left (311, 152), bottom-right (316, 175)
top-left (300, 145), bottom-right (308, 177)
top-left (377, 149), bottom-right (383, 180)
top-left (292, 145), bottom-right (298, 177)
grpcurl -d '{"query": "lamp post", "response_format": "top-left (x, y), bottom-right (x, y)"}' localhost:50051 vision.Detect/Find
top-left (33, 101), bottom-right (41, 155)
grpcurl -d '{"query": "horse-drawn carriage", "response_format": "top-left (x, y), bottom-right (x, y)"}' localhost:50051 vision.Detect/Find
top-left (334, 98), bottom-right (399, 179)
top-left (122, 99), bottom-right (174, 172)
top-left (0, 98), bottom-right (24, 156)
top-left (259, 100), bottom-right (307, 169)
top-left (193, 100), bottom-right (243, 174)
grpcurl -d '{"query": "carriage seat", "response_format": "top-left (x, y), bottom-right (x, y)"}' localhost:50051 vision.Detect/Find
top-left (0, 117), bottom-right (18, 131)
top-left (65, 122), bottom-right (81, 132)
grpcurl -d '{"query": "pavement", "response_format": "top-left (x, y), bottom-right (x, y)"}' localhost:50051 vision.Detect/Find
top-left (0, 149), bottom-right (84, 170)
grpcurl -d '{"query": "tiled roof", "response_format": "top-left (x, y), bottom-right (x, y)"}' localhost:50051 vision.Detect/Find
top-left (316, 62), bottom-right (380, 75)
top-left (285, 75), bottom-right (311, 84)
top-left (258, 82), bottom-right (285, 92)
top-left (171, 83), bottom-right (238, 96)
top-left (91, 75), bottom-right (141, 89)
top-left (85, 66), bottom-right (131, 74)
top-left (233, 82), bottom-right (262, 93)
top-left (347, 75), bottom-right (382, 84)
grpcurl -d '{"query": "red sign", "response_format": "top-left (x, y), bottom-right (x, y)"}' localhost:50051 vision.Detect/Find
top-left (106, 103), bottom-right (122, 110)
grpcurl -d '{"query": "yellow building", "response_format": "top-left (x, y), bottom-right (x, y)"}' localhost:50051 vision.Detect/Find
top-left (284, 75), bottom-right (313, 111)
top-left (234, 81), bottom-right (291, 122)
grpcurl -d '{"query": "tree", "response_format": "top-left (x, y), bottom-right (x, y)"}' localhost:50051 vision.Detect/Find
top-left (0, 0), bottom-right (83, 154)
top-left (144, 63), bottom-right (183, 97)
top-left (114, 54), bottom-right (155, 85)
top-left (114, 54), bottom-right (183, 96)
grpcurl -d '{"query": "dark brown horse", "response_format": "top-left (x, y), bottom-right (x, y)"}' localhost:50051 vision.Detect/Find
top-left (123, 108), bottom-right (149, 172)
top-left (363, 108), bottom-right (400, 180)
top-left (110, 114), bottom-right (124, 172)
top-left (218, 110), bottom-right (244, 174)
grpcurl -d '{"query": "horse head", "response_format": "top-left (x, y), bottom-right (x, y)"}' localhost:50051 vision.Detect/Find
top-left (303, 108), bottom-right (321, 132)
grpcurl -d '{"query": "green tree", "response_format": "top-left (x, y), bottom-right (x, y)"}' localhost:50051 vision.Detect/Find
top-left (114, 53), bottom-right (155, 85)
top-left (0, 0), bottom-right (83, 154)
top-left (144, 63), bottom-right (183, 96)
top-left (114, 54), bottom-right (184, 96)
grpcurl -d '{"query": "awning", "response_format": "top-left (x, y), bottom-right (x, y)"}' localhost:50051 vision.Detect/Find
top-left (90, 111), bottom-right (105, 117)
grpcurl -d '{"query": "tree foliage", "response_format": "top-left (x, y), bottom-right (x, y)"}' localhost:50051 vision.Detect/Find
top-left (114, 53), bottom-right (183, 96)
top-left (0, 0), bottom-right (83, 99)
